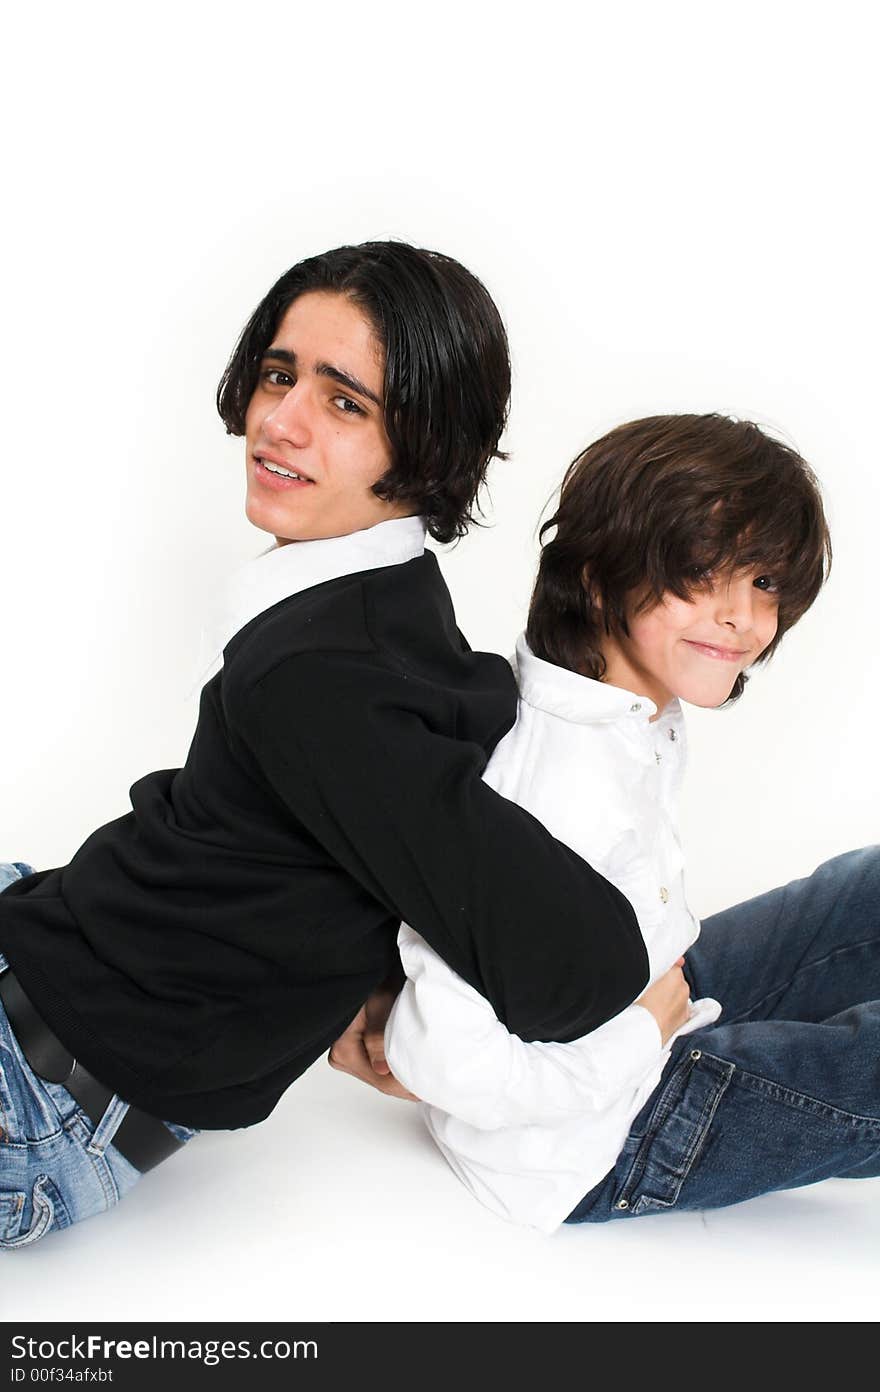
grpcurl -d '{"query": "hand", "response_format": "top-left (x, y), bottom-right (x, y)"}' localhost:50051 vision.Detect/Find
top-left (328, 975), bottom-right (417, 1101)
top-left (635, 957), bottom-right (691, 1045)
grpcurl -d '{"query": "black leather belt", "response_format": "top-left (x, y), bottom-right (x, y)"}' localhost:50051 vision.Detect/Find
top-left (0, 969), bottom-right (183, 1173)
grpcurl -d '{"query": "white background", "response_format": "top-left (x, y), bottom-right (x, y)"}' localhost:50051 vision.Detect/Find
top-left (1, 0), bottom-right (877, 1323)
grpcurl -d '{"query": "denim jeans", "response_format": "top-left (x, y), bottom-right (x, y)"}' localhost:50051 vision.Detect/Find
top-left (567, 847), bottom-right (880, 1221)
top-left (0, 862), bottom-right (196, 1248)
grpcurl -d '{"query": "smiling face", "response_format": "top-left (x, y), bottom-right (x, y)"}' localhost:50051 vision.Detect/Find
top-left (599, 568), bottom-right (780, 712)
top-left (244, 291), bottom-right (414, 544)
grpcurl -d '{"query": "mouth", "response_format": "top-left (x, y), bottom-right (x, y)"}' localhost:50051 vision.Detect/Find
top-left (253, 452), bottom-right (316, 489)
top-left (683, 640), bottom-right (750, 663)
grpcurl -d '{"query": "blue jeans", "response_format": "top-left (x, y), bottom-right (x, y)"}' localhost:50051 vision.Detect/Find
top-left (567, 847), bottom-right (880, 1221)
top-left (0, 862), bottom-right (196, 1248)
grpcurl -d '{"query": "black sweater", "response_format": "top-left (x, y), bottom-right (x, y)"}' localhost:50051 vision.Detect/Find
top-left (0, 554), bottom-right (648, 1129)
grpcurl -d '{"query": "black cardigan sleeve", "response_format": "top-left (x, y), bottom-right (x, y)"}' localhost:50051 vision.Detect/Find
top-left (240, 648), bottom-right (649, 1044)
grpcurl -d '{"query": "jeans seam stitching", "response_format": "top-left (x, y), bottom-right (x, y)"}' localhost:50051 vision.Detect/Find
top-left (720, 933), bottom-right (879, 1025)
top-left (723, 1060), bottom-right (880, 1128)
top-left (0, 1175), bottom-right (55, 1248)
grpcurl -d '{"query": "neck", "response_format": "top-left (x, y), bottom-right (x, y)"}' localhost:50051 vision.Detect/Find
top-left (599, 646), bottom-right (672, 719)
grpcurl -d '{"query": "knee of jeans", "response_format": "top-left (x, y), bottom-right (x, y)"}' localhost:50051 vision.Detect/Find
top-left (0, 862), bottom-right (33, 895)
top-left (855, 845), bottom-right (880, 884)
top-left (820, 845), bottom-right (880, 886)
top-left (813, 846), bottom-right (880, 923)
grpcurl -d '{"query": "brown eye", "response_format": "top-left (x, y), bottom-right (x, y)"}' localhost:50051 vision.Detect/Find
top-left (753, 574), bottom-right (779, 593)
top-left (262, 369), bottom-right (294, 387)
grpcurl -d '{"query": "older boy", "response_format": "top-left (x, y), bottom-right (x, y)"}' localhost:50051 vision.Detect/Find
top-left (0, 243), bottom-right (647, 1247)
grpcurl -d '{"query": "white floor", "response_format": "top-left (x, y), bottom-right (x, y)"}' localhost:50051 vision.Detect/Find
top-left (3, 1060), bottom-right (877, 1324)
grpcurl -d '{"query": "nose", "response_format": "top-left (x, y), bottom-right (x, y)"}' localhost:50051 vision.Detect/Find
top-left (260, 382), bottom-right (311, 448)
top-left (713, 575), bottom-right (756, 631)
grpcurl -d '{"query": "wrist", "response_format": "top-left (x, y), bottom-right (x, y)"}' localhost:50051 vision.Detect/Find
top-left (631, 1001), bottom-right (664, 1049)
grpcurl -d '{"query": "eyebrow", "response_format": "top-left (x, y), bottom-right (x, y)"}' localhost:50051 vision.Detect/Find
top-left (261, 347), bottom-right (382, 408)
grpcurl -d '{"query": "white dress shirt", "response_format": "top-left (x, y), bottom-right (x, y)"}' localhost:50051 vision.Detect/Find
top-left (385, 635), bottom-right (721, 1233)
top-left (192, 515), bottom-right (427, 687)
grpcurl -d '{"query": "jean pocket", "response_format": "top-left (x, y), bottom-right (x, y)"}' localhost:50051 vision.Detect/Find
top-left (612, 1048), bottom-right (735, 1215)
top-left (1, 1021), bottom-right (67, 1142)
top-left (0, 1175), bottom-right (67, 1250)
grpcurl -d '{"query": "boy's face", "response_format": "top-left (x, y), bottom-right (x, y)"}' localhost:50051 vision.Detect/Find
top-left (244, 291), bottom-right (414, 544)
top-left (600, 568), bottom-right (779, 712)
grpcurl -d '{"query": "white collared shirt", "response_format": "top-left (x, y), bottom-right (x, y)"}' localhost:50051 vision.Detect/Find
top-left (385, 635), bottom-right (721, 1233)
top-left (192, 515), bottom-right (427, 689)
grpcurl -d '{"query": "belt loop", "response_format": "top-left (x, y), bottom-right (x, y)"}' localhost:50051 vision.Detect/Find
top-left (86, 1095), bottom-right (130, 1158)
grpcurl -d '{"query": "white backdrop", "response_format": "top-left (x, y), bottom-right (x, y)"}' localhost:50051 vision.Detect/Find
top-left (1, 0), bottom-right (877, 1323)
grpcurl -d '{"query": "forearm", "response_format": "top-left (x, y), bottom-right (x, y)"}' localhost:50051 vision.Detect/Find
top-left (243, 651), bottom-right (648, 1042)
top-left (385, 927), bottom-right (663, 1129)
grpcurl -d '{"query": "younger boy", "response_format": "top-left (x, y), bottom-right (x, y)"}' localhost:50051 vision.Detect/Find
top-left (383, 413), bottom-right (879, 1231)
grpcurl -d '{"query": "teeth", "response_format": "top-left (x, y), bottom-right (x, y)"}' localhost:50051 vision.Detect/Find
top-left (262, 460), bottom-right (307, 480)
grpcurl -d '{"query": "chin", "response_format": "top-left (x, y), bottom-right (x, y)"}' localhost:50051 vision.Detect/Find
top-left (679, 683), bottom-right (739, 709)
top-left (245, 495), bottom-right (291, 540)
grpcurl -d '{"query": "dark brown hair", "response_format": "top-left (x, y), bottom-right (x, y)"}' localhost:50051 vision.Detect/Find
top-left (217, 241), bottom-right (510, 544)
top-left (526, 414), bottom-right (831, 702)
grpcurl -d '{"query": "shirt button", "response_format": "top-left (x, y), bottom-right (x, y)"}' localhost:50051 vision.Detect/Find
top-left (630, 702), bottom-right (642, 712)
top-left (668, 729), bottom-right (677, 741)
top-left (659, 886), bottom-right (669, 903)
top-left (655, 752), bottom-right (662, 764)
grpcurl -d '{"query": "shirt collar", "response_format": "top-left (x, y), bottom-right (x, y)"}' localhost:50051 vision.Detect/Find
top-left (193, 515), bottom-right (427, 689)
top-left (513, 634), bottom-right (682, 729)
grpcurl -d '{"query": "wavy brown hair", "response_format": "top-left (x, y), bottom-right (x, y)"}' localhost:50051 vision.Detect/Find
top-left (526, 414), bottom-right (831, 702)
